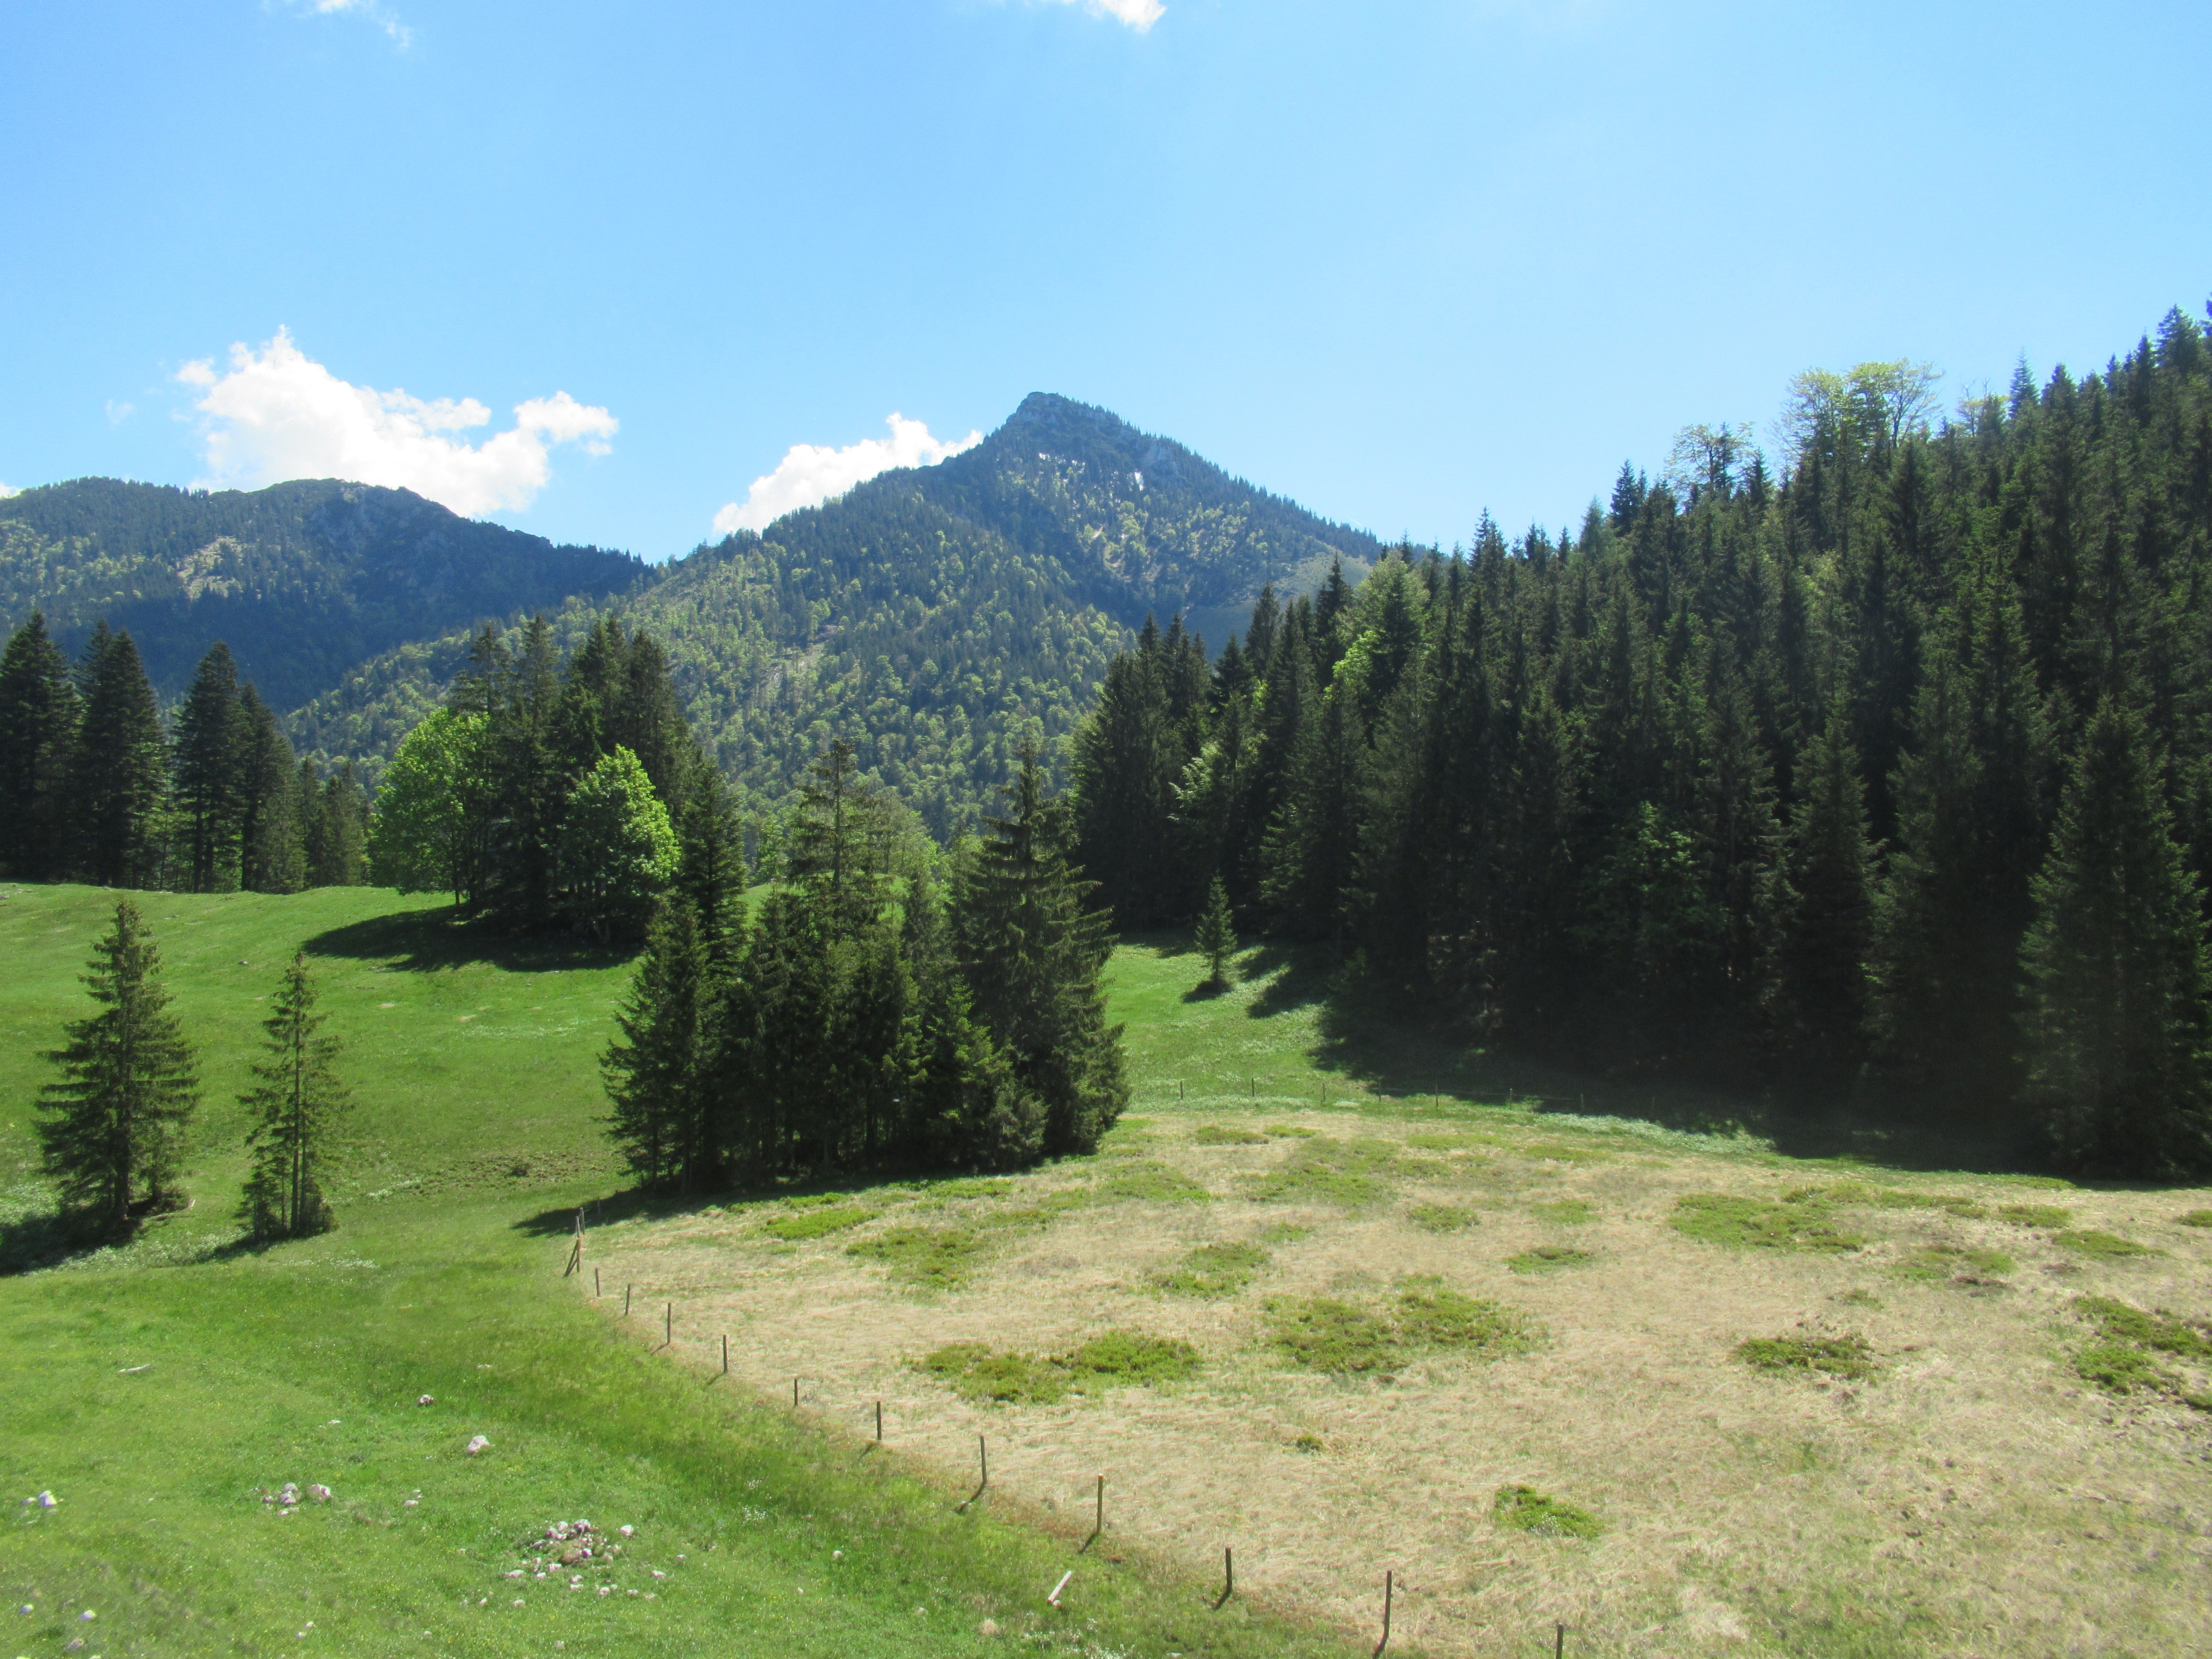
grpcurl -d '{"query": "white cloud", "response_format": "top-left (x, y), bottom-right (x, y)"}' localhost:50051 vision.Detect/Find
top-left (179, 328), bottom-right (617, 518)
top-left (0, 483), bottom-right (18, 499)
top-left (105, 400), bottom-right (135, 425)
top-left (713, 413), bottom-right (982, 537)
top-left (1034, 0), bottom-right (1164, 29)
top-left (288, 0), bottom-right (411, 48)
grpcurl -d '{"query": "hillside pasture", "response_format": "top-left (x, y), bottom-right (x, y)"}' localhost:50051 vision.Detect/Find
top-left (598, 943), bottom-right (2212, 1659)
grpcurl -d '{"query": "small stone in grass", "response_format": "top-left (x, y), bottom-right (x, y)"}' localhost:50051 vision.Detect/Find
top-left (620, 1523), bottom-right (634, 1536)
top-left (308, 1484), bottom-right (332, 1503)
top-left (979, 1618), bottom-right (1002, 1637)
top-left (418, 1395), bottom-right (435, 1406)
top-left (466, 1435), bottom-right (490, 1456)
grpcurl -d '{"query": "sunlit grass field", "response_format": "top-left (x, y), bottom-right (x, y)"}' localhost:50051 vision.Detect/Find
top-left (6, 887), bottom-right (2211, 1658)
top-left (0, 886), bottom-right (1356, 1659)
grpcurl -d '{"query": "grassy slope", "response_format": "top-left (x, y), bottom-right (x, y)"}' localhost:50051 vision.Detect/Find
top-left (0, 887), bottom-right (1369, 1659)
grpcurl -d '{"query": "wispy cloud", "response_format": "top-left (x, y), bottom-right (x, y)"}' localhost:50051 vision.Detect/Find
top-left (1020, 0), bottom-right (1164, 32)
top-left (713, 413), bottom-right (981, 537)
top-left (0, 483), bottom-right (18, 500)
top-left (284, 0), bottom-right (411, 49)
top-left (105, 400), bottom-right (135, 425)
top-left (178, 328), bottom-right (616, 518)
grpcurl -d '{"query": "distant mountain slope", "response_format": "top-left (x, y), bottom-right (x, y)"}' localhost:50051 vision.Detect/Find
top-left (299, 395), bottom-right (1378, 832)
top-left (0, 478), bottom-right (645, 710)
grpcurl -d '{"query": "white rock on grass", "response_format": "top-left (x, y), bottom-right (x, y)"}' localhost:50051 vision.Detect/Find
top-left (418, 1394), bottom-right (435, 1406)
top-left (465, 1435), bottom-right (490, 1456)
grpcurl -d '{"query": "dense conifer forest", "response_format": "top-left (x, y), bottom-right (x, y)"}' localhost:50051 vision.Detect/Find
top-left (0, 619), bottom-right (370, 893)
top-left (1068, 307), bottom-right (2212, 1176)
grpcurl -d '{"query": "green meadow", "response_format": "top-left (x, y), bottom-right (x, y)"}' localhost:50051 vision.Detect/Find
top-left (0, 885), bottom-right (1368, 1659)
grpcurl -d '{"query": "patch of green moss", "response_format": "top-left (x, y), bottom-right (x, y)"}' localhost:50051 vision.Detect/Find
top-left (1094, 1163), bottom-right (1213, 1205)
top-left (1407, 1203), bottom-right (1475, 1233)
top-left (922, 1330), bottom-right (1202, 1404)
top-left (1250, 1137), bottom-right (1403, 1208)
top-left (1405, 1132), bottom-right (1472, 1151)
top-left (922, 1342), bottom-right (1069, 1404)
top-left (1735, 1333), bottom-right (1880, 1380)
top-left (1394, 1277), bottom-right (1542, 1357)
top-left (2075, 1296), bottom-right (2212, 1359)
top-left (1507, 1244), bottom-right (1595, 1273)
top-left (1531, 1199), bottom-right (1594, 1225)
top-left (763, 1205), bottom-right (873, 1241)
top-left (1193, 1124), bottom-right (1267, 1146)
top-left (848, 1225), bottom-right (987, 1288)
top-left (2075, 1342), bottom-right (2177, 1396)
top-left (1834, 1287), bottom-right (1885, 1310)
top-left (1150, 1240), bottom-right (1270, 1296)
top-left (1668, 1192), bottom-right (1864, 1253)
top-left (1264, 1124), bottom-right (1318, 1138)
top-left (1266, 1296), bottom-right (1400, 1374)
top-left (1492, 1485), bottom-right (1604, 1540)
top-left (1066, 1330), bottom-right (1202, 1386)
top-left (1893, 1244), bottom-right (2014, 1283)
top-left (1256, 1221), bottom-right (1311, 1243)
top-left (2177, 1210), bottom-right (2212, 1228)
top-left (2055, 1229), bottom-right (2160, 1260)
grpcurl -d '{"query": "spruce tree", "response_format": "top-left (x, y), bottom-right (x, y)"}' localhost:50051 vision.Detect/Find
top-left (1068, 651), bottom-right (1177, 925)
top-left (237, 686), bottom-right (305, 894)
top-left (0, 611), bottom-right (80, 880)
top-left (37, 899), bottom-right (200, 1236)
top-left (603, 896), bottom-right (715, 1191)
top-left (74, 629), bottom-right (171, 889)
top-left (239, 952), bottom-right (351, 1238)
top-left (2023, 696), bottom-right (2212, 1176)
top-left (674, 754), bottom-right (746, 974)
top-left (954, 744), bottom-right (1128, 1155)
top-left (1193, 874), bottom-right (1237, 989)
top-left (788, 739), bottom-right (888, 938)
top-left (309, 763), bottom-right (369, 887)
top-left (1772, 701), bottom-right (1878, 1083)
top-left (174, 642), bottom-right (247, 891)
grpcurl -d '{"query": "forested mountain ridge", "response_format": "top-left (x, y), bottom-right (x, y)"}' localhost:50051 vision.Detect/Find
top-left (1067, 305), bottom-right (2212, 1173)
top-left (294, 394), bottom-right (1380, 832)
top-left (0, 477), bottom-right (646, 710)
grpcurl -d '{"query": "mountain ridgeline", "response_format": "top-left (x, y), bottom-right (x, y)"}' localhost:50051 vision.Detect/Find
top-left (0, 477), bottom-right (645, 713)
top-left (290, 394), bottom-right (1379, 830)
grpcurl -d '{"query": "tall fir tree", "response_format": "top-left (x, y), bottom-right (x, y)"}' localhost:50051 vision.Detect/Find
top-left (237, 685), bottom-right (305, 894)
top-left (0, 611), bottom-right (80, 880)
top-left (37, 899), bottom-right (200, 1236)
top-left (603, 896), bottom-right (715, 1191)
top-left (2023, 696), bottom-right (2212, 1176)
top-left (1771, 699), bottom-right (1878, 1083)
top-left (674, 754), bottom-right (747, 974)
top-left (239, 952), bottom-right (351, 1238)
top-left (73, 629), bottom-right (171, 890)
top-left (174, 642), bottom-right (248, 892)
top-left (954, 744), bottom-right (1128, 1155)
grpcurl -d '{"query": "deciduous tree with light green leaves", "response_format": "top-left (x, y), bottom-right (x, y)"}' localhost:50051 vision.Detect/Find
top-left (366, 707), bottom-right (489, 901)
top-left (559, 745), bottom-right (677, 942)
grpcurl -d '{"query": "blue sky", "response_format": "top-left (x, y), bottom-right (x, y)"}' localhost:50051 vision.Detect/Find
top-left (4, 0), bottom-right (2206, 561)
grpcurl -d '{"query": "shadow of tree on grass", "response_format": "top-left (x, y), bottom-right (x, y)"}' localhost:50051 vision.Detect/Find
top-left (303, 905), bottom-right (635, 977)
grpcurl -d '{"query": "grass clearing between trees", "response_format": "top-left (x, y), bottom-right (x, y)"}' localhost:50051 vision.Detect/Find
top-left (9, 906), bottom-right (2212, 1657)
